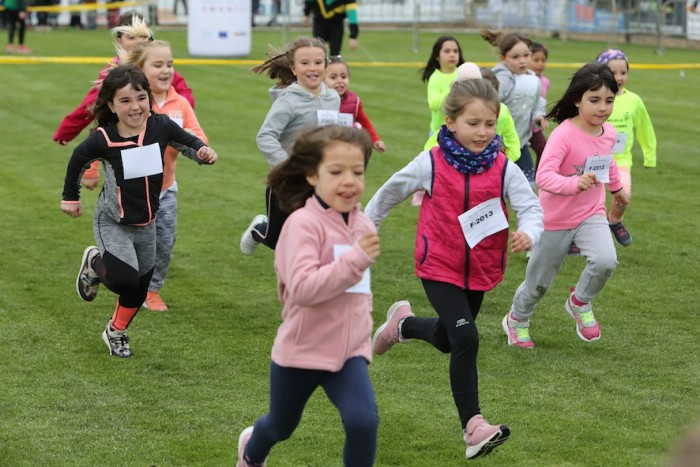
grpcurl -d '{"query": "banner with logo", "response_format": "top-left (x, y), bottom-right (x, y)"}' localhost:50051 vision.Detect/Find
top-left (188, 0), bottom-right (251, 56)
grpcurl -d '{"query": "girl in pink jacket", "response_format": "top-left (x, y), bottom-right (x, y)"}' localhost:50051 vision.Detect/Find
top-left (503, 63), bottom-right (629, 349)
top-left (236, 125), bottom-right (380, 467)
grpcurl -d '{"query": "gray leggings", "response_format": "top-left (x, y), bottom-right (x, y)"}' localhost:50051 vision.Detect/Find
top-left (511, 214), bottom-right (618, 321)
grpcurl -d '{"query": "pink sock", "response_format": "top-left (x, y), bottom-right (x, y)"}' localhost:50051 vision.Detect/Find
top-left (571, 294), bottom-right (587, 307)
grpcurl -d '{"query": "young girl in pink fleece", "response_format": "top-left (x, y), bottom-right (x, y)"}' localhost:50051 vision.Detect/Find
top-left (503, 63), bottom-right (629, 349)
top-left (236, 125), bottom-right (380, 467)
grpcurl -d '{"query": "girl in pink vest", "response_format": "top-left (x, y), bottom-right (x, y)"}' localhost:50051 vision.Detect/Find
top-left (237, 125), bottom-right (379, 467)
top-left (324, 55), bottom-right (385, 153)
top-left (365, 79), bottom-right (543, 460)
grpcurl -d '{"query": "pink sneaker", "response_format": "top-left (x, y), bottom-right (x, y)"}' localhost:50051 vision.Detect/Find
top-left (565, 292), bottom-right (601, 342)
top-left (464, 414), bottom-right (510, 459)
top-left (237, 426), bottom-right (266, 467)
top-left (6, 44), bottom-right (15, 53)
top-left (501, 310), bottom-right (534, 349)
top-left (372, 300), bottom-right (414, 355)
top-left (16, 44), bottom-right (32, 54)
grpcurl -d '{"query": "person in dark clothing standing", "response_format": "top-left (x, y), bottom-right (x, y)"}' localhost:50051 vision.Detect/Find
top-left (303, 0), bottom-right (358, 56)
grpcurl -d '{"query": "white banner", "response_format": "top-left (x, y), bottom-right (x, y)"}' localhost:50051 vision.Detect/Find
top-left (688, 6), bottom-right (700, 41)
top-left (188, 0), bottom-right (251, 56)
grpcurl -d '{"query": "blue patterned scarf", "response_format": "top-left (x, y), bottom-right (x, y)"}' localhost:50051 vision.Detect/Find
top-left (436, 125), bottom-right (500, 175)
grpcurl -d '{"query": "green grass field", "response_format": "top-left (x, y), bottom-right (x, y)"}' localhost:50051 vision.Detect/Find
top-left (1, 27), bottom-right (699, 466)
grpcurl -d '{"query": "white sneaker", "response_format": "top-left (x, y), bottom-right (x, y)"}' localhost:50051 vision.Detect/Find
top-left (240, 215), bottom-right (267, 255)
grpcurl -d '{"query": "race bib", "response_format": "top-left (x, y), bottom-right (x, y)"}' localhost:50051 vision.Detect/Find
top-left (334, 244), bottom-right (371, 294)
top-left (120, 143), bottom-right (163, 180)
top-left (458, 197), bottom-right (509, 248)
top-left (317, 110), bottom-right (340, 126)
top-left (169, 116), bottom-right (184, 128)
top-left (612, 132), bottom-right (627, 154)
top-left (584, 154), bottom-right (613, 183)
top-left (338, 113), bottom-right (354, 127)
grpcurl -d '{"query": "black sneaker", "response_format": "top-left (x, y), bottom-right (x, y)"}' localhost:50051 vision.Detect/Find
top-left (609, 222), bottom-right (632, 247)
top-left (102, 321), bottom-right (132, 358)
top-left (76, 246), bottom-right (100, 301)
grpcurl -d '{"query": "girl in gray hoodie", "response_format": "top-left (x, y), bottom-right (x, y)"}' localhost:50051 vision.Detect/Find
top-left (240, 36), bottom-right (341, 255)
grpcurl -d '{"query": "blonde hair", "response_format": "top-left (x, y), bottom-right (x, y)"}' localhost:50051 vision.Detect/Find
top-left (111, 14), bottom-right (153, 42)
top-left (121, 40), bottom-right (172, 68)
top-left (251, 36), bottom-right (329, 87)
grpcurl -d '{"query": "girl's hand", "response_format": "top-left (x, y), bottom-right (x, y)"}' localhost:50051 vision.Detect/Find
top-left (538, 117), bottom-right (549, 130)
top-left (358, 232), bottom-right (380, 261)
top-left (197, 147), bottom-right (218, 164)
top-left (373, 140), bottom-right (386, 153)
top-left (61, 201), bottom-right (83, 218)
top-left (511, 231), bottom-right (532, 253)
top-left (577, 173), bottom-right (598, 191)
top-left (349, 38), bottom-right (358, 51)
top-left (612, 189), bottom-right (629, 207)
top-left (81, 176), bottom-right (99, 190)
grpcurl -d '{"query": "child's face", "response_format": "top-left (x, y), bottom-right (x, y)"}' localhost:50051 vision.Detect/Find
top-left (530, 50), bottom-right (547, 76)
top-left (291, 46), bottom-right (327, 94)
top-left (574, 86), bottom-right (615, 133)
top-left (605, 58), bottom-right (628, 93)
top-left (108, 83), bottom-right (150, 135)
top-left (324, 62), bottom-right (350, 96)
top-left (446, 99), bottom-right (498, 153)
top-left (142, 46), bottom-right (174, 97)
top-left (502, 41), bottom-right (532, 75)
top-left (306, 141), bottom-right (366, 213)
top-left (438, 40), bottom-right (460, 73)
top-left (116, 33), bottom-right (150, 52)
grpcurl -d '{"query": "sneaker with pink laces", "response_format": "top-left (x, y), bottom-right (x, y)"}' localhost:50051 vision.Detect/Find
top-left (501, 310), bottom-right (534, 349)
top-left (464, 414), bottom-right (510, 459)
top-left (372, 300), bottom-right (414, 355)
top-left (237, 426), bottom-right (267, 467)
top-left (565, 292), bottom-right (601, 342)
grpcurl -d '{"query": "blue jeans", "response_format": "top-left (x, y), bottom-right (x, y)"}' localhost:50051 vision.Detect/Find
top-left (516, 145), bottom-right (536, 185)
top-left (245, 357), bottom-right (378, 466)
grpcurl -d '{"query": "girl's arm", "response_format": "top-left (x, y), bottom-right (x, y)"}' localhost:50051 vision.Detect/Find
top-left (504, 161), bottom-right (543, 247)
top-left (166, 120), bottom-right (215, 164)
top-left (633, 98), bottom-right (657, 167)
top-left (497, 104), bottom-right (521, 162)
top-left (354, 99), bottom-right (381, 144)
top-left (61, 136), bottom-right (102, 202)
top-left (365, 152), bottom-right (431, 227)
top-left (172, 70), bottom-right (195, 109)
top-left (535, 128), bottom-right (581, 195)
top-left (278, 217), bottom-right (374, 307)
top-left (256, 99), bottom-right (294, 168)
top-left (427, 72), bottom-right (450, 112)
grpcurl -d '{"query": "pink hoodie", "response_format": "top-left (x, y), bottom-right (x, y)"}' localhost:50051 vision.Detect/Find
top-left (272, 196), bottom-right (376, 372)
top-left (536, 119), bottom-right (623, 230)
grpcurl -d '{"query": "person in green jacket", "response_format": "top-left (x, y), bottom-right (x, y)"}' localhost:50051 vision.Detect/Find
top-left (596, 49), bottom-right (657, 247)
top-left (5, 0), bottom-right (31, 54)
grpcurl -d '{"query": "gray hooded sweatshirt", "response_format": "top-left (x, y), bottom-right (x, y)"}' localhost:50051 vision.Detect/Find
top-left (256, 82), bottom-right (340, 168)
top-left (492, 63), bottom-right (543, 145)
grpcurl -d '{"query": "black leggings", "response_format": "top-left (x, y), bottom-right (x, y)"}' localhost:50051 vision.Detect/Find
top-left (400, 279), bottom-right (484, 428)
top-left (251, 186), bottom-right (289, 250)
top-left (6, 10), bottom-right (26, 45)
top-left (312, 17), bottom-right (345, 56)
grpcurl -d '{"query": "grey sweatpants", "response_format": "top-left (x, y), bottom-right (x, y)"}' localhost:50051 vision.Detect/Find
top-left (511, 214), bottom-right (618, 321)
top-left (149, 188), bottom-right (177, 292)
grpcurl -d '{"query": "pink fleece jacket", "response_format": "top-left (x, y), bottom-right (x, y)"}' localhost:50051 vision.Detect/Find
top-left (272, 196), bottom-right (376, 372)
top-left (536, 119), bottom-right (624, 230)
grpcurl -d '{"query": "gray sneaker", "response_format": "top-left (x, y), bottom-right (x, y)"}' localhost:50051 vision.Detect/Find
top-left (102, 321), bottom-right (132, 358)
top-left (76, 246), bottom-right (100, 302)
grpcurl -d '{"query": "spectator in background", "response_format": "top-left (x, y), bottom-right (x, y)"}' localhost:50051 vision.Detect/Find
top-left (303, 0), bottom-right (359, 56)
top-left (5, 0), bottom-right (31, 53)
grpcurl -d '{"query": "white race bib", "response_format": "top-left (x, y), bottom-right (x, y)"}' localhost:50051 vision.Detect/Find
top-left (458, 197), bottom-right (509, 249)
top-left (120, 143), bottom-right (163, 180)
top-left (317, 110), bottom-right (340, 127)
top-left (612, 132), bottom-right (627, 154)
top-left (338, 113), bottom-right (354, 127)
top-left (169, 116), bottom-right (184, 128)
top-left (584, 154), bottom-right (613, 183)
top-left (334, 244), bottom-right (371, 294)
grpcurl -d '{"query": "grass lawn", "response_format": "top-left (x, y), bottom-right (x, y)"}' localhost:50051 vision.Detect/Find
top-left (1, 26), bottom-right (699, 466)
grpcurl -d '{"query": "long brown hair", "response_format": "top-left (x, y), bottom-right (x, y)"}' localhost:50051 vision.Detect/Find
top-left (251, 36), bottom-right (329, 87)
